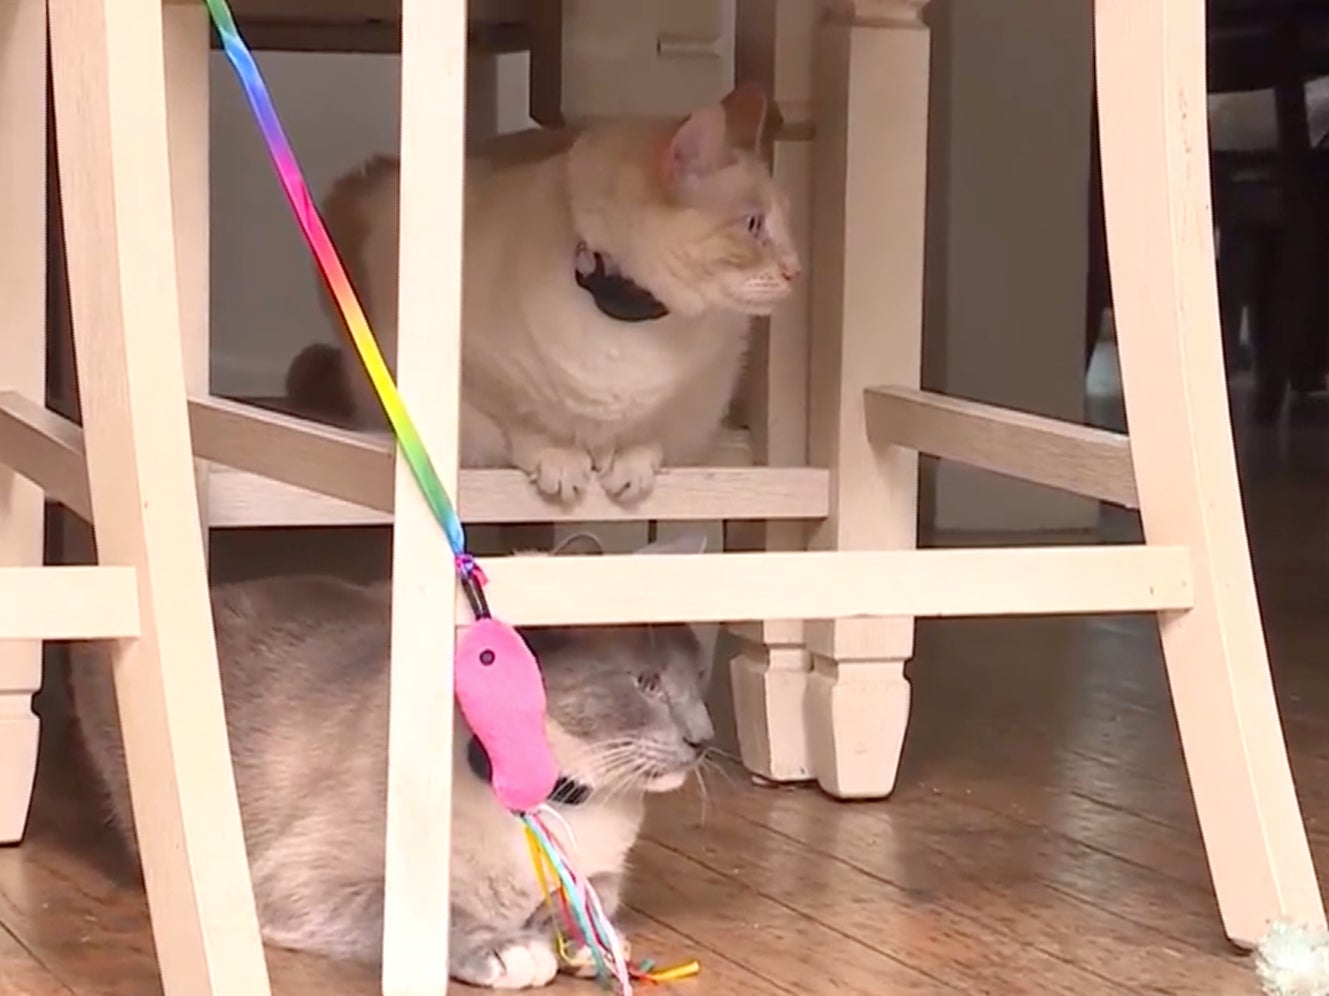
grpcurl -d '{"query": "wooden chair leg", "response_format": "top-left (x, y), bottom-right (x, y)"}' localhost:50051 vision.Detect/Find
top-left (1096, 0), bottom-right (1324, 946)
top-left (805, 5), bottom-right (928, 800)
top-left (49, 0), bottom-right (270, 991)
top-left (0, 0), bottom-right (46, 846)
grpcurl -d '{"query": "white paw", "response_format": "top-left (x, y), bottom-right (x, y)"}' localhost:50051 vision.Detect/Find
top-left (526, 447), bottom-right (594, 504)
top-left (485, 938), bottom-right (560, 990)
top-left (599, 445), bottom-right (662, 503)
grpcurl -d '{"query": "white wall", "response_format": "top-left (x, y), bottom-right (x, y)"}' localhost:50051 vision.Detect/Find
top-left (208, 50), bottom-right (535, 399)
top-left (926, 0), bottom-right (1099, 532)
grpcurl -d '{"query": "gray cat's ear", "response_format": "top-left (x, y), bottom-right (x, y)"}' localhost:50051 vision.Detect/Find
top-left (551, 532), bottom-right (605, 557)
top-left (634, 532), bottom-right (709, 556)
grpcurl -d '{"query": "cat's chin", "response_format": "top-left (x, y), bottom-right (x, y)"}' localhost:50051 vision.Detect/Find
top-left (732, 295), bottom-right (791, 317)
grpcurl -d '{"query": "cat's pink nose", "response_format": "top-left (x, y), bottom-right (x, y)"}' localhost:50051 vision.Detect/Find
top-left (781, 261), bottom-right (802, 282)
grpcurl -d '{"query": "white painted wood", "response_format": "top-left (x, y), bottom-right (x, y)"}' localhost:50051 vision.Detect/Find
top-left (0, 0), bottom-right (46, 845)
top-left (380, 0), bottom-right (465, 990)
top-left (0, 394), bottom-right (92, 522)
top-left (187, 401), bottom-right (829, 524)
top-left (1096, 0), bottom-right (1325, 946)
top-left (15, 401), bottom-right (825, 526)
top-left (48, 0), bottom-right (271, 990)
top-left (728, 0), bottom-right (818, 784)
top-left (163, 2), bottom-right (211, 539)
top-left (865, 386), bottom-right (1138, 508)
top-left (803, 4), bottom-right (929, 799)
top-left (0, 568), bottom-right (141, 640)
top-left (473, 545), bottom-right (1194, 625)
top-left (206, 463), bottom-right (829, 526)
top-left (189, 397), bottom-right (395, 512)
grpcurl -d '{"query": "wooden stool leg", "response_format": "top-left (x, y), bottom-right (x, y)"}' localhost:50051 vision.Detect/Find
top-left (729, 0), bottom-right (816, 784)
top-left (49, 0), bottom-right (270, 991)
top-left (163, 2), bottom-right (211, 534)
top-left (0, 0), bottom-right (46, 846)
top-left (806, 4), bottom-right (929, 800)
top-left (381, 1), bottom-right (466, 991)
top-left (1096, 0), bottom-right (1325, 946)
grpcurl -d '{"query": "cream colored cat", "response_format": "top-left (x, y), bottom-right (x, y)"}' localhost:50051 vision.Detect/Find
top-left (310, 83), bottom-right (799, 504)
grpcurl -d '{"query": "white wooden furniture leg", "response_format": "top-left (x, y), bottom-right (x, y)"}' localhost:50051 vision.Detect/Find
top-left (0, 0), bottom-right (45, 846)
top-left (49, 0), bottom-right (271, 991)
top-left (730, 0), bottom-right (817, 783)
top-left (380, 1), bottom-right (466, 992)
top-left (1096, 0), bottom-right (1326, 946)
top-left (805, 1), bottom-right (930, 799)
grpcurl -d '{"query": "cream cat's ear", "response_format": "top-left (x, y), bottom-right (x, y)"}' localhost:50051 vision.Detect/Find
top-left (551, 532), bottom-right (606, 557)
top-left (721, 81), bottom-right (770, 152)
top-left (634, 532), bottom-right (709, 556)
top-left (666, 83), bottom-right (770, 186)
top-left (666, 104), bottom-right (730, 183)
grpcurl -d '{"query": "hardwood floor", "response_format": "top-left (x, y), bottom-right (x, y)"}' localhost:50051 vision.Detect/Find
top-left (5, 408), bottom-right (1329, 993)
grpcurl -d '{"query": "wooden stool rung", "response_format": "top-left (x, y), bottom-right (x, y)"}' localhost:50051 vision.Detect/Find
top-left (0, 566), bottom-right (140, 640)
top-left (866, 386), bottom-right (1138, 507)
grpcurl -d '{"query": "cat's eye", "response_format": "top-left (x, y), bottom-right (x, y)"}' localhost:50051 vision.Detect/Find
top-left (636, 673), bottom-right (663, 695)
top-left (743, 213), bottom-right (765, 237)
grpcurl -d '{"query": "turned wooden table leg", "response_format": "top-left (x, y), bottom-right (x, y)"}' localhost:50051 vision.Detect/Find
top-left (0, 0), bottom-right (47, 846)
top-left (806, 0), bottom-right (930, 799)
top-left (1096, 0), bottom-right (1325, 945)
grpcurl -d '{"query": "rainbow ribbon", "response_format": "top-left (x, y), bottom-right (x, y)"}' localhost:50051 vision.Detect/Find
top-left (203, 0), bottom-right (467, 563)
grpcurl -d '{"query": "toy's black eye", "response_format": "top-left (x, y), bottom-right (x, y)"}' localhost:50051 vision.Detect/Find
top-left (479, 649), bottom-right (495, 666)
top-left (636, 673), bottom-right (662, 695)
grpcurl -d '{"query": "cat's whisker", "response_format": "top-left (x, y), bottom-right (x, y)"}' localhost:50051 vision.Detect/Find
top-left (593, 763), bottom-right (653, 801)
top-left (586, 756), bottom-right (653, 795)
top-left (693, 764), bottom-right (712, 825)
top-left (700, 753), bottom-right (738, 791)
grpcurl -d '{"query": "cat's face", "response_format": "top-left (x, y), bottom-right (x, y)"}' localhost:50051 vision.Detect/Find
top-left (527, 622), bottom-right (715, 796)
top-left (517, 531), bottom-right (715, 796)
top-left (570, 83), bottom-right (801, 319)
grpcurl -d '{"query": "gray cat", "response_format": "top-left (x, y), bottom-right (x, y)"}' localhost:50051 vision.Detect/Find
top-left (67, 531), bottom-right (714, 990)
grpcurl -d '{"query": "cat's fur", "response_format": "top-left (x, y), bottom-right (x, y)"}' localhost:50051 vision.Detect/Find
top-left (66, 532), bottom-right (714, 989)
top-left (296, 82), bottom-right (799, 504)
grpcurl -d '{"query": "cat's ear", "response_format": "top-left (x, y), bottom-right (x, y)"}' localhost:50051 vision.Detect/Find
top-left (721, 81), bottom-right (770, 153)
top-left (634, 532), bottom-right (709, 556)
top-left (551, 532), bottom-right (606, 557)
top-left (665, 104), bottom-right (731, 185)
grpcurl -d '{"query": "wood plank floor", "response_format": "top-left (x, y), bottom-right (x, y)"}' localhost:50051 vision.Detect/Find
top-left (5, 402), bottom-right (1329, 993)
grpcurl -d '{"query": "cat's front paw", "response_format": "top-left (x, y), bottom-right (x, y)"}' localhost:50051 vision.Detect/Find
top-left (514, 445), bottom-right (594, 504)
top-left (452, 937), bottom-right (560, 990)
top-left (598, 444), bottom-right (663, 504)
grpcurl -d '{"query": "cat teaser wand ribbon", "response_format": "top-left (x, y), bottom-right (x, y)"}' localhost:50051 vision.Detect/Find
top-left (200, 1), bottom-right (693, 989)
